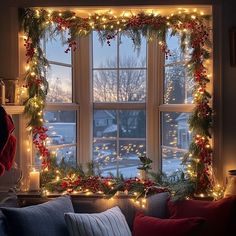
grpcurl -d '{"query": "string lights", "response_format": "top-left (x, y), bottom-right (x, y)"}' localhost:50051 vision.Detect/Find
top-left (19, 7), bottom-right (224, 200)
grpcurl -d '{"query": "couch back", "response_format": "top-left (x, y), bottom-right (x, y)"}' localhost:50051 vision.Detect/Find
top-left (71, 192), bottom-right (169, 228)
top-left (0, 192), bottom-right (169, 235)
top-left (0, 193), bottom-right (19, 236)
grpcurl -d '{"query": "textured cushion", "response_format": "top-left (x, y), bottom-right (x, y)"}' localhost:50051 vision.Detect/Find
top-left (1, 195), bottom-right (74, 236)
top-left (0, 211), bottom-right (7, 236)
top-left (65, 206), bottom-right (131, 236)
top-left (168, 196), bottom-right (236, 235)
top-left (132, 213), bottom-right (205, 236)
top-left (71, 192), bottom-right (169, 229)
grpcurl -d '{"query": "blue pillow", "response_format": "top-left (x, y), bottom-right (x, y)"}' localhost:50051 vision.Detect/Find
top-left (1, 195), bottom-right (74, 236)
top-left (65, 206), bottom-right (131, 236)
top-left (0, 211), bottom-right (7, 236)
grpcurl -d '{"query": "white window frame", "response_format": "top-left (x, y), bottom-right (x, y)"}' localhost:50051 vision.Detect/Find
top-left (42, 31), bottom-right (210, 174)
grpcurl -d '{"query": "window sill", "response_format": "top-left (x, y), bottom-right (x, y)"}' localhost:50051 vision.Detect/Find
top-left (3, 105), bottom-right (24, 115)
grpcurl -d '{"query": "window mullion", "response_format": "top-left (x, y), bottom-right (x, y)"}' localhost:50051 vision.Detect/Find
top-left (93, 102), bottom-right (145, 110)
top-left (146, 38), bottom-right (163, 172)
top-left (77, 35), bottom-right (93, 166)
top-left (159, 104), bottom-right (195, 112)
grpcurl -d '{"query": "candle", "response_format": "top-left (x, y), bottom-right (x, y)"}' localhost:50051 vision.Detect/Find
top-left (0, 79), bottom-right (5, 105)
top-left (29, 169), bottom-right (40, 191)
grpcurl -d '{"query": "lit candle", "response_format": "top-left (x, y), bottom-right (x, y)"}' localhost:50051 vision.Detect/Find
top-left (29, 169), bottom-right (40, 191)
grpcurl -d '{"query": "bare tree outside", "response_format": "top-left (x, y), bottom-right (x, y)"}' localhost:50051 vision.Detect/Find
top-left (93, 57), bottom-right (146, 102)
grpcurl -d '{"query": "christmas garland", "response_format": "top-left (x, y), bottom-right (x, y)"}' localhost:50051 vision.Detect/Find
top-left (19, 8), bottom-right (217, 198)
top-left (41, 155), bottom-right (170, 199)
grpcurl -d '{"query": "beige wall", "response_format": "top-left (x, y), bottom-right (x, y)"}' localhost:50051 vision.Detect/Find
top-left (0, 0), bottom-right (235, 189)
top-left (221, 0), bottom-right (236, 179)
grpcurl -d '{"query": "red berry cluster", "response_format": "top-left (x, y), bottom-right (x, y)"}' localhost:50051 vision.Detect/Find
top-left (80, 176), bottom-right (102, 193)
top-left (32, 126), bottom-right (50, 168)
top-left (24, 38), bottom-right (35, 63)
top-left (194, 136), bottom-right (212, 166)
top-left (106, 34), bottom-right (117, 46)
top-left (61, 175), bottom-right (82, 192)
top-left (53, 17), bottom-right (71, 30)
top-left (65, 39), bottom-right (76, 53)
top-left (196, 102), bottom-right (212, 118)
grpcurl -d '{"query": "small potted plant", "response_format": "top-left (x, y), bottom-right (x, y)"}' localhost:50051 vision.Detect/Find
top-left (137, 156), bottom-right (153, 180)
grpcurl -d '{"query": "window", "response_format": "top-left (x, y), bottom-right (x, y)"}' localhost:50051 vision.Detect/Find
top-left (92, 32), bottom-right (147, 177)
top-left (42, 34), bottom-right (79, 167)
top-left (40, 29), bottom-right (197, 176)
top-left (161, 32), bottom-right (194, 175)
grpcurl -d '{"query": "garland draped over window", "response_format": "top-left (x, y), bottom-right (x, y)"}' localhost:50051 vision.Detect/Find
top-left (19, 8), bottom-right (218, 199)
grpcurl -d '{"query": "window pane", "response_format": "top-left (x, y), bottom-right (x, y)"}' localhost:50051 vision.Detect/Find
top-left (119, 35), bottom-right (146, 68)
top-left (165, 34), bottom-right (182, 64)
top-left (52, 146), bottom-right (76, 167)
top-left (46, 35), bottom-right (71, 64)
top-left (93, 110), bottom-right (117, 138)
top-left (93, 110), bottom-right (146, 177)
top-left (44, 110), bottom-right (76, 146)
top-left (119, 70), bottom-right (146, 102)
top-left (164, 65), bottom-right (193, 104)
top-left (46, 64), bottom-right (72, 103)
top-left (92, 32), bottom-right (117, 68)
top-left (119, 110), bottom-right (146, 138)
top-left (119, 140), bottom-right (145, 178)
top-left (162, 148), bottom-right (185, 175)
top-left (165, 32), bottom-right (191, 65)
top-left (93, 70), bottom-right (117, 102)
top-left (93, 140), bottom-right (117, 175)
top-left (161, 112), bottom-right (192, 175)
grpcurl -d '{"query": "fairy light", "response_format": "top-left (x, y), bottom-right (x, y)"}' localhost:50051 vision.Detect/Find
top-left (25, 65), bottom-right (30, 71)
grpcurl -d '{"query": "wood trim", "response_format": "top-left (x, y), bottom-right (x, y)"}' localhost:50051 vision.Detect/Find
top-left (3, 105), bottom-right (24, 114)
top-left (212, 3), bottom-right (223, 183)
top-left (45, 103), bottom-right (79, 110)
top-left (146, 39), bottom-right (160, 172)
top-left (93, 103), bottom-right (145, 110)
top-left (6, 1), bottom-right (214, 7)
top-left (78, 35), bottom-right (93, 165)
top-left (159, 104), bottom-right (195, 112)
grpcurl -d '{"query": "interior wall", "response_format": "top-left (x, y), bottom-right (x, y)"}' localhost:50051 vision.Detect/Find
top-left (221, 0), bottom-right (236, 179)
top-left (0, 0), bottom-right (235, 189)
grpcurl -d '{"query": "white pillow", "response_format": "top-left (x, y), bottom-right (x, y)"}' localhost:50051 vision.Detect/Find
top-left (64, 206), bottom-right (131, 236)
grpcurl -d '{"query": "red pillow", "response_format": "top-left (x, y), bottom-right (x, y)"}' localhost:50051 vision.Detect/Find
top-left (168, 196), bottom-right (236, 236)
top-left (132, 213), bottom-right (205, 236)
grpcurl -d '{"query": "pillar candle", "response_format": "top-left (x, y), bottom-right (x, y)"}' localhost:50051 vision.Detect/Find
top-left (29, 169), bottom-right (40, 191)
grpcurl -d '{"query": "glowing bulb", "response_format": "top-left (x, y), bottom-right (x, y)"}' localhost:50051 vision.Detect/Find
top-left (25, 65), bottom-right (30, 71)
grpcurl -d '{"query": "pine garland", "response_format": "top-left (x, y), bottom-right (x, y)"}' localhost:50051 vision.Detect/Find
top-left (19, 8), bottom-right (216, 198)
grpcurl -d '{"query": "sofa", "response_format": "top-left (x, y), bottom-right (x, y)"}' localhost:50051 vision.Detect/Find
top-left (0, 192), bottom-right (236, 236)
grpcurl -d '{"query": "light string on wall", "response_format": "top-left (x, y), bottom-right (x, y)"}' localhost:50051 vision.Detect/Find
top-left (19, 7), bottom-right (223, 199)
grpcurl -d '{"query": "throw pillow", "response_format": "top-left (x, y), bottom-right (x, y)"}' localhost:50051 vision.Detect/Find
top-left (0, 211), bottom-right (7, 236)
top-left (168, 196), bottom-right (236, 236)
top-left (1, 195), bottom-right (74, 236)
top-left (132, 213), bottom-right (205, 236)
top-left (65, 206), bottom-right (131, 236)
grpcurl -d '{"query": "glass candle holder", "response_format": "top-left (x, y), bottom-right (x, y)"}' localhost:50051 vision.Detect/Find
top-left (0, 79), bottom-right (5, 105)
top-left (28, 165), bottom-right (40, 192)
top-left (224, 170), bottom-right (236, 197)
